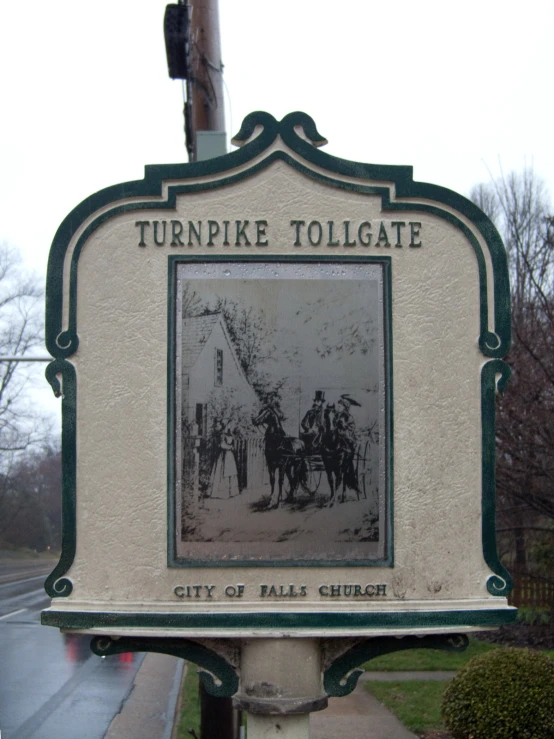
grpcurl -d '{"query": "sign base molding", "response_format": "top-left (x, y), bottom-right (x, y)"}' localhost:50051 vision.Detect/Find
top-left (43, 605), bottom-right (516, 638)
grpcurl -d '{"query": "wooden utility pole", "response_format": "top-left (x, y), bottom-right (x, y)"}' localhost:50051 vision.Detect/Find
top-left (187, 0), bottom-right (225, 161)
top-left (165, 4), bottom-right (232, 736)
top-left (183, 5), bottom-right (232, 732)
top-left (164, 0), bottom-right (226, 160)
top-left (188, 8), bottom-right (234, 732)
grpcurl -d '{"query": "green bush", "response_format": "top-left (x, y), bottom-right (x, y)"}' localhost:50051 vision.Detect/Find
top-left (441, 647), bottom-right (554, 739)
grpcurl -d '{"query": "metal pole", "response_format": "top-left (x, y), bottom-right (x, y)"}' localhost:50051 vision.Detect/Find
top-left (0, 356), bottom-right (52, 362)
top-left (200, 682), bottom-right (240, 739)
top-left (234, 639), bottom-right (326, 739)
top-left (247, 715), bottom-right (310, 739)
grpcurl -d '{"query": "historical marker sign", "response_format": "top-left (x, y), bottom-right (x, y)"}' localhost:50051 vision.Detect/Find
top-left (42, 112), bottom-right (515, 637)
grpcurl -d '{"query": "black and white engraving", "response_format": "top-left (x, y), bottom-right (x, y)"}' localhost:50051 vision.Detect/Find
top-left (174, 261), bottom-right (389, 562)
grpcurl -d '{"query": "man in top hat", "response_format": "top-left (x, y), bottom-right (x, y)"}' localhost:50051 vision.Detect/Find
top-left (300, 390), bottom-right (325, 454)
top-left (336, 394), bottom-right (362, 495)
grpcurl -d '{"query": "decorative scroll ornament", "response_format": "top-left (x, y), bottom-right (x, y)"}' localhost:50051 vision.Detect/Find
top-left (324, 634), bottom-right (469, 697)
top-left (44, 359), bottom-right (76, 597)
top-left (481, 359), bottom-right (514, 596)
top-left (91, 636), bottom-right (239, 697)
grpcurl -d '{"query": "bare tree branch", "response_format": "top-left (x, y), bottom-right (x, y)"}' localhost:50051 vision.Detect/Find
top-left (472, 171), bottom-right (554, 578)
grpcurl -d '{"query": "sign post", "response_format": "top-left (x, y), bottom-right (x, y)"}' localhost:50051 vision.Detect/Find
top-left (42, 111), bottom-right (515, 736)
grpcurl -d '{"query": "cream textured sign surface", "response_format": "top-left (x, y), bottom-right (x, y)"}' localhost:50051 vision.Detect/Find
top-left (42, 112), bottom-right (515, 637)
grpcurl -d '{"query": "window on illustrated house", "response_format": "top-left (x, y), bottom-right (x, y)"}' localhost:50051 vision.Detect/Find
top-left (215, 348), bottom-right (223, 386)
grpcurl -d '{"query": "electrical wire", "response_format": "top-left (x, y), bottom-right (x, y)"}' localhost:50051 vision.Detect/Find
top-left (222, 74), bottom-right (233, 150)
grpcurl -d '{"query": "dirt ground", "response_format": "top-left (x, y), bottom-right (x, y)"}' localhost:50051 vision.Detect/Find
top-left (473, 622), bottom-right (554, 650)
top-left (183, 475), bottom-right (380, 549)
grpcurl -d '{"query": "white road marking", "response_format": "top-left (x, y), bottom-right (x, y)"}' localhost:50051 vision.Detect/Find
top-left (18, 588), bottom-right (46, 599)
top-left (0, 574), bottom-right (47, 588)
top-left (0, 608), bottom-right (27, 620)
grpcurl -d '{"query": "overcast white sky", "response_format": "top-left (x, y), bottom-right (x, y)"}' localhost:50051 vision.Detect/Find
top-left (0, 0), bottom-right (552, 423)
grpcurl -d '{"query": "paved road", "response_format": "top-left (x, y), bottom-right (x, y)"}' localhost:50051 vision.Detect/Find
top-left (0, 559), bottom-right (54, 586)
top-left (0, 560), bottom-right (144, 739)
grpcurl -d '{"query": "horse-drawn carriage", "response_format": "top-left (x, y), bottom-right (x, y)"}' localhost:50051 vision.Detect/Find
top-left (253, 401), bottom-right (375, 508)
top-left (280, 437), bottom-right (373, 502)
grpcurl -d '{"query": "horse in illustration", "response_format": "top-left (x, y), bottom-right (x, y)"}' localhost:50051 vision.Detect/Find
top-left (252, 404), bottom-right (304, 508)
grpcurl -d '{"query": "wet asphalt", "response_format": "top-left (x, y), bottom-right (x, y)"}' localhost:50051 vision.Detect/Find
top-left (0, 560), bottom-right (144, 739)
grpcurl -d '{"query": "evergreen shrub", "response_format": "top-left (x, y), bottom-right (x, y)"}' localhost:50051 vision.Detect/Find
top-left (441, 647), bottom-right (554, 739)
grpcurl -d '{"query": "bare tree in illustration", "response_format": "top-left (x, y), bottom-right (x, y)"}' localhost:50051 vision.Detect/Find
top-left (213, 297), bottom-right (277, 385)
top-left (181, 283), bottom-right (203, 319)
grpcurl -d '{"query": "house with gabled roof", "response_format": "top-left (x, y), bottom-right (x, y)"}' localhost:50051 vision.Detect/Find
top-left (181, 313), bottom-right (259, 437)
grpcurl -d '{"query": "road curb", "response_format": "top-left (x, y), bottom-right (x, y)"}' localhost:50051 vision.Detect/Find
top-left (105, 652), bottom-right (185, 739)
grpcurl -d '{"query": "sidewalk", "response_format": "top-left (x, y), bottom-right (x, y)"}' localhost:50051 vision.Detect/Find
top-left (105, 652), bottom-right (184, 739)
top-left (107, 655), bottom-right (455, 738)
top-left (310, 672), bottom-right (456, 739)
top-left (310, 682), bottom-right (417, 739)
top-left (362, 670), bottom-right (457, 682)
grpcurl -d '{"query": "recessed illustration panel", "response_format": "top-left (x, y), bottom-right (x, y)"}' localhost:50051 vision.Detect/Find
top-left (172, 259), bottom-right (391, 565)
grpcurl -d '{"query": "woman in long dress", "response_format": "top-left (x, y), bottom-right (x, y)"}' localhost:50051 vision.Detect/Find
top-left (210, 418), bottom-right (239, 498)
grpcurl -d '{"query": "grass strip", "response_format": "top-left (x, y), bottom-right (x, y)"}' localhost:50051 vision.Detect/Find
top-left (363, 638), bottom-right (554, 671)
top-left (362, 636), bottom-right (498, 671)
top-left (364, 650), bottom-right (554, 734)
top-left (176, 663), bottom-right (201, 739)
top-left (364, 679), bottom-right (449, 734)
